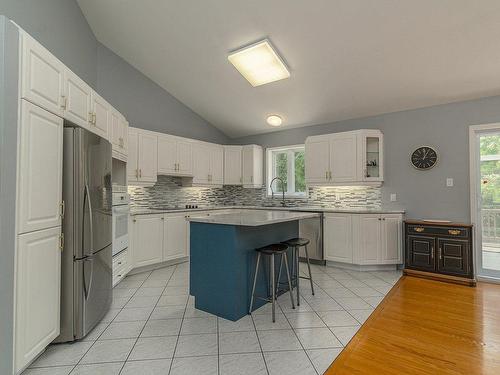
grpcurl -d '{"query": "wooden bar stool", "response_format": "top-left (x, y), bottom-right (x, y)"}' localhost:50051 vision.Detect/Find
top-left (279, 238), bottom-right (315, 306)
top-left (249, 243), bottom-right (295, 322)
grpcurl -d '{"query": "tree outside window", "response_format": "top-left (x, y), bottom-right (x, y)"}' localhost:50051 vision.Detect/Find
top-left (267, 145), bottom-right (306, 197)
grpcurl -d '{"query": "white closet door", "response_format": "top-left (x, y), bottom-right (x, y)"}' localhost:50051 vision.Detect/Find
top-left (15, 227), bottom-right (61, 373)
top-left (18, 100), bottom-right (63, 234)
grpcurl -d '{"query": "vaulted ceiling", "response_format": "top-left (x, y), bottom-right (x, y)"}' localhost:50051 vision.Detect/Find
top-left (78, 0), bottom-right (500, 138)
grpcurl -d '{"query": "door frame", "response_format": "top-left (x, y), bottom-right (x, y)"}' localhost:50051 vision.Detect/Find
top-left (469, 122), bottom-right (500, 283)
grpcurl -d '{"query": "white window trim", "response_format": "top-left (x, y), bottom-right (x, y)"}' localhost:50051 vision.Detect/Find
top-left (266, 144), bottom-right (307, 198)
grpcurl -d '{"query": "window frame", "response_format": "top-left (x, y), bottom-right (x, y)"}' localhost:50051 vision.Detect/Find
top-left (266, 144), bottom-right (307, 198)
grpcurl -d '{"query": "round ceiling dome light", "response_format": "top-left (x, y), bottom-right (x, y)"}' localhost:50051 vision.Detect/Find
top-left (266, 115), bottom-right (283, 127)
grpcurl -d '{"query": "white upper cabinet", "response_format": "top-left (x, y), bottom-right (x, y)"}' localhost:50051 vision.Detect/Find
top-left (223, 146), bottom-right (243, 185)
top-left (63, 68), bottom-right (92, 129)
top-left (15, 227), bottom-right (61, 373)
top-left (360, 130), bottom-right (384, 183)
top-left (330, 133), bottom-right (357, 182)
top-left (158, 135), bottom-right (193, 176)
top-left (18, 100), bottom-right (63, 234)
top-left (127, 129), bottom-right (139, 183)
top-left (242, 145), bottom-right (263, 188)
top-left (111, 109), bottom-right (128, 161)
top-left (305, 138), bottom-right (330, 184)
top-left (21, 32), bottom-right (65, 117)
top-left (128, 128), bottom-right (157, 184)
top-left (90, 91), bottom-right (110, 140)
top-left (210, 145), bottom-right (224, 185)
top-left (305, 129), bottom-right (383, 186)
top-left (192, 142), bottom-right (223, 185)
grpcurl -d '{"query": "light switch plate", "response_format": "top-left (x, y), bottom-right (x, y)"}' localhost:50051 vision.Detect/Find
top-left (390, 193), bottom-right (397, 202)
top-left (446, 178), bottom-right (454, 187)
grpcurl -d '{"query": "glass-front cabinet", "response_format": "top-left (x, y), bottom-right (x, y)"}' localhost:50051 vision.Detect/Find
top-left (361, 130), bottom-right (383, 182)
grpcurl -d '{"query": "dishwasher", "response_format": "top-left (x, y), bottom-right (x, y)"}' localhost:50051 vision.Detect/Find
top-left (297, 212), bottom-right (325, 265)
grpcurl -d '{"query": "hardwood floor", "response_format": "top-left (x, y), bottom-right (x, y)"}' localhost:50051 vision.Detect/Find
top-left (326, 276), bottom-right (500, 375)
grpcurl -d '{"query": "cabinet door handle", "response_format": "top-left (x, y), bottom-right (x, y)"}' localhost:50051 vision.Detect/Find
top-left (60, 233), bottom-right (64, 251)
top-left (251, 175), bottom-right (253, 183)
top-left (414, 227), bottom-right (425, 232)
top-left (439, 247), bottom-right (442, 260)
top-left (329, 171), bottom-right (332, 180)
top-left (448, 229), bottom-right (461, 235)
top-left (61, 95), bottom-right (67, 110)
top-left (89, 112), bottom-right (94, 124)
top-left (60, 201), bottom-right (65, 219)
top-left (325, 171), bottom-right (328, 180)
top-left (431, 246), bottom-right (434, 259)
top-left (139, 169), bottom-right (142, 178)
top-left (93, 113), bottom-right (97, 125)
top-left (378, 218), bottom-right (381, 221)
top-left (135, 169), bottom-right (139, 179)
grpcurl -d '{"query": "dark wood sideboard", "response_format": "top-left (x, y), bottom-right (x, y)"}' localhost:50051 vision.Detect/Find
top-left (404, 220), bottom-right (475, 286)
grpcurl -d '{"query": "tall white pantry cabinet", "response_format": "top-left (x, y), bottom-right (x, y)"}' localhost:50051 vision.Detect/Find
top-left (6, 25), bottom-right (130, 374)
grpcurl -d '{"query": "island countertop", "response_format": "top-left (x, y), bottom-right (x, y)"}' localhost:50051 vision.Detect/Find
top-left (187, 210), bottom-right (320, 226)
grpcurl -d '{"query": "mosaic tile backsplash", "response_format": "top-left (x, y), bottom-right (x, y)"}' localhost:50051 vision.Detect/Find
top-left (128, 175), bottom-right (382, 209)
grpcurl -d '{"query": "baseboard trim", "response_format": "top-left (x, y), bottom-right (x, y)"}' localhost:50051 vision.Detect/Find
top-left (403, 268), bottom-right (476, 287)
top-left (326, 261), bottom-right (399, 272)
top-left (129, 257), bottom-right (189, 275)
top-left (476, 275), bottom-right (500, 284)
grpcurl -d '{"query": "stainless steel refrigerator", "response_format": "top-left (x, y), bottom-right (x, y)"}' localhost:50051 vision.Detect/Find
top-left (55, 124), bottom-right (113, 343)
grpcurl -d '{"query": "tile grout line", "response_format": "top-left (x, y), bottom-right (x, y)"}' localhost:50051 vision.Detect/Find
top-left (117, 267), bottom-right (177, 375)
top-left (67, 270), bottom-right (153, 374)
top-left (166, 269), bottom-right (191, 375)
top-left (250, 313), bottom-right (271, 375)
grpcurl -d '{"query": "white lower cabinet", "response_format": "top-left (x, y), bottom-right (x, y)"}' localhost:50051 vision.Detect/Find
top-left (164, 213), bottom-right (189, 261)
top-left (324, 212), bottom-right (403, 266)
top-left (324, 213), bottom-right (353, 263)
top-left (113, 249), bottom-right (131, 287)
top-left (131, 214), bottom-right (164, 268)
top-left (15, 227), bottom-right (61, 373)
top-left (131, 213), bottom-right (189, 270)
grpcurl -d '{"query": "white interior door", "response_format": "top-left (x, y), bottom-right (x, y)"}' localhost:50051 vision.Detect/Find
top-left (471, 125), bottom-right (500, 281)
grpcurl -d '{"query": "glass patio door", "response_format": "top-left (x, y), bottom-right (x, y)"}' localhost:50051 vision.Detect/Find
top-left (473, 129), bottom-right (500, 280)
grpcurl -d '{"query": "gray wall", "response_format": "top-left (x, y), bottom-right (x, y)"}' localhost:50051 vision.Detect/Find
top-left (0, 0), bottom-right (227, 143)
top-left (0, 16), bottom-right (19, 375)
top-left (96, 44), bottom-right (228, 143)
top-left (0, 0), bottom-right (98, 87)
top-left (232, 96), bottom-right (500, 222)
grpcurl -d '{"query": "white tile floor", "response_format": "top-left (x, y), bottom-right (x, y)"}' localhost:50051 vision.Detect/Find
top-left (25, 262), bottom-right (401, 375)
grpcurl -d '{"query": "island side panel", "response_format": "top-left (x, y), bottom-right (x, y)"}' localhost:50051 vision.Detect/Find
top-left (189, 221), bottom-right (298, 321)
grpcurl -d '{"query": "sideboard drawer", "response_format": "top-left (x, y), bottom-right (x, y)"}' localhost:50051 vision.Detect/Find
top-left (407, 225), bottom-right (469, 238)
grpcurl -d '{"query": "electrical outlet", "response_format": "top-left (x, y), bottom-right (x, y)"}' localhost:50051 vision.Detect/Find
top-left (390, 193), bottom-right (397, 202)
top-left (446, 178), bottom-right (454, 187)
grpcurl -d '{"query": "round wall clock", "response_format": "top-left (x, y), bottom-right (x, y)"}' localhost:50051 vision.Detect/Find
top-left (410, 146), bottom-right (438, 170)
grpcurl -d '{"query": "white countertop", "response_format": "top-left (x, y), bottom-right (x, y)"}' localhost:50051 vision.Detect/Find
top-left (130, 205), bottom-right (405, 216)
top-left (187, 210), bottom-right (321, 226)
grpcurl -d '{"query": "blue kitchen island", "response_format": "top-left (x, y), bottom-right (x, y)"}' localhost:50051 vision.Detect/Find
top-left (188, 210), bottom-right (320, 321)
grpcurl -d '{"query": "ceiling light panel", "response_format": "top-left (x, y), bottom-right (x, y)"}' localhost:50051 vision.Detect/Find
top-left (228, 39), bottom-right (290, 87)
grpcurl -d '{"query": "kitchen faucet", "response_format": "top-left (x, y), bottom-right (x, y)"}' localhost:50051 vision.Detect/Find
top-left (270, 176), bottom-right (286, 207)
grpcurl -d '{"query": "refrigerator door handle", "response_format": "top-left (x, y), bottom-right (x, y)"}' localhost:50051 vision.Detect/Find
top-left (83, 183), bottom-right (94, 256)
top-left (83, 256), bottom-right (94, 300)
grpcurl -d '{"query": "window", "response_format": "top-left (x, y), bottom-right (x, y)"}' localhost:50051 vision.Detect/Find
top-left (267, 145), bottom-right (306, 197)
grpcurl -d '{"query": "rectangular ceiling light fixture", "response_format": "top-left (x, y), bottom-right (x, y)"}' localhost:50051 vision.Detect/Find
top-left (228, 39), bottom-right (290, 87)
